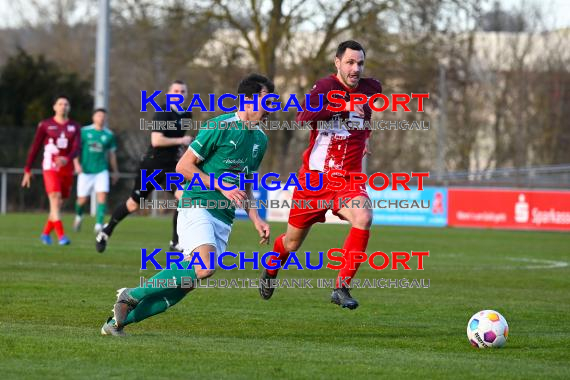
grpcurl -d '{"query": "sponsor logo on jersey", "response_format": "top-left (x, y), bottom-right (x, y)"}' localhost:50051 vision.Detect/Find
top-left (223, 158), bottom-right (246, 165)
top-left (89, 142), bottom-right (103, 152)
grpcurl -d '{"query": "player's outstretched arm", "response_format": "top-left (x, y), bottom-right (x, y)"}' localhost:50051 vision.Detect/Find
top-left (244, 182), bottom-right (270, 245)
top-left (151, 132), bottom-right (192, 148)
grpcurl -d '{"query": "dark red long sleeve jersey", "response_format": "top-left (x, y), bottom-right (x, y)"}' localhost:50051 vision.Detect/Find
top-left (24, 117), bottom-right (82, 175)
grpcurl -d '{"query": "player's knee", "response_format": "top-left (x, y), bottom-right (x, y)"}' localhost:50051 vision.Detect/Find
top-left (195, 267), bottom-right (215, 279)
top-left (96, 193), bottom-right (107, 203)
top-left (283, 237), bottom-right (301, 253)
top-left (352, 210), bottom-right (372, 229)
top-left (126, 197), bottom-right (138, 212)
top-left (48, 192), bottom-right (61, 201)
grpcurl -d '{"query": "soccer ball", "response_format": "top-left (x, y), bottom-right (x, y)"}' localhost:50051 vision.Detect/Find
top-left (466, 310), bottom-right (509, 348)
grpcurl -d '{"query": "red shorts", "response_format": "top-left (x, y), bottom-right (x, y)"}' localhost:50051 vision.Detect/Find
top-left (43, 170), bottom-right (73, 199)
top-left (288, 171), bottom-right (369, 229)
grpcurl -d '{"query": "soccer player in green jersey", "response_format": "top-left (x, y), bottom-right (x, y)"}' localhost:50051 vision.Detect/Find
top-left (73, 108), bottom-right (118, 233)
top-left (101, 74), bottom-right (273, 336)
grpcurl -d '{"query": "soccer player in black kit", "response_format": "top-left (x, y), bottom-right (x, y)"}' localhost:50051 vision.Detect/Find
top-left (96, 80), bottom-right (192, 253)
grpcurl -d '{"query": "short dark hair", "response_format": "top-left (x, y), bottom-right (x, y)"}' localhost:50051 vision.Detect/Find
top-left (168, 80), bottom-right (187, 92)
top-left (336, 40), bottom-right (366, 59)
top-left (53, 95), bottom-right (70, 104)
top-left (237, 73), bottom-right (275, 97)
top-left (93, 108), bottom-right (107, 115)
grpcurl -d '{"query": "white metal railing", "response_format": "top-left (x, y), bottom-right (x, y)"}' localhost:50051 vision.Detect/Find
top-left (431, 164), bottom-right (570, 188)
top-left (0, 167), bottom-right (155, 215)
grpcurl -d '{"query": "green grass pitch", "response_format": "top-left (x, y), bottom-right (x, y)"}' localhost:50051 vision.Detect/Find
top-left (1, 213), bottom-right (569, 379)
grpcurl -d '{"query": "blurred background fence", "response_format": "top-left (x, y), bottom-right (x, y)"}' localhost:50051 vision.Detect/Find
top-left (3, 163), bottom-right (570, 213)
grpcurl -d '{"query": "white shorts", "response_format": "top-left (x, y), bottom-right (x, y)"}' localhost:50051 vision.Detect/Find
top-left (77, 170), bottom-right (110, 197)
top-left (177, 207), bottom-right (232, 262)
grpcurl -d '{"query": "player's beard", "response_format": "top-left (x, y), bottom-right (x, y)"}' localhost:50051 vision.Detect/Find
top-left (341, 71), bottom-right (360, 88)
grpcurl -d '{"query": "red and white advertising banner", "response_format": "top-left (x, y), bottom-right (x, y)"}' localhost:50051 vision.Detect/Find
top-left (448, 188), bottom-right (570, 231)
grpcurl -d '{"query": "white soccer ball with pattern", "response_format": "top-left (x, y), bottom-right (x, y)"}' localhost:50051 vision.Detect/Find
top-left (466, 310), bottom-right (509, 348)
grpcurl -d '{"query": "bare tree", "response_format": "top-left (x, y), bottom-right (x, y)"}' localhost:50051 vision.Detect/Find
top-left (7, 0), bottom-right (96, 75)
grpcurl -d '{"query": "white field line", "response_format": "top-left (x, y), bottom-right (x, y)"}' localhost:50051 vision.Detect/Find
top-left (506, 257), bottom-right (568, 270)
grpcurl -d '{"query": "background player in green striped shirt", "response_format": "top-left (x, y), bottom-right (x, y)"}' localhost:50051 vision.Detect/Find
top-left (73, 108), bottom-right (118, 233)
top-left (101, 73), bottom-right (274, 336)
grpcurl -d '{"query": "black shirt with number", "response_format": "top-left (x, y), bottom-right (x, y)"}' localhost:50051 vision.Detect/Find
top-left (144, 104), bottom-right (192, 163)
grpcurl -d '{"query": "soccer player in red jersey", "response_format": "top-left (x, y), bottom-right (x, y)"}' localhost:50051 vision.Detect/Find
top-left (21, 95), bottom-right (81, 245)
top-left (260, 41), bottom-right (382, 309)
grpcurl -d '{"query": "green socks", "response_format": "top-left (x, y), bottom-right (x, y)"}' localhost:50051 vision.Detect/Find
top-left (129, 263), bottom-right (197, 301)
top-left (75, 202), bottom-right (84, 217)
top-left (76, 202), bottom-right (106, 225)
top-left (123, 288), bottom-right (188, 325)
top-left (119, 263), bottom-right (197, 326)
top-left (96, 203), bottom-right (106, 225)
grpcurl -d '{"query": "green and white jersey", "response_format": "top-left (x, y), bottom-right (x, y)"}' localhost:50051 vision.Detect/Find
top-left (80, 124), bottom-right (117, 174)
top-left (180, 112), bottom-right (268, 225)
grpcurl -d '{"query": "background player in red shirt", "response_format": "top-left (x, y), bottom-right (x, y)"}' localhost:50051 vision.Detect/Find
top-left (260, 41), bottom-right (382, 309)
top-left (21, 95), bottom-right (81, 245)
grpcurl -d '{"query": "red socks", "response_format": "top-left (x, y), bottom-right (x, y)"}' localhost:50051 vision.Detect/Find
top-left (266, 228), bottom-right (370, 285)
top-left (42, 220), bottom-right (54, 235)
top-left (266, 233), bottom-right (290, 276)
top-left (43, 220), bottom-right (65, 239)
top-left (52, 220), bottom-right (65, 239)
top-left (336, 227), bottom-right (370, 288)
